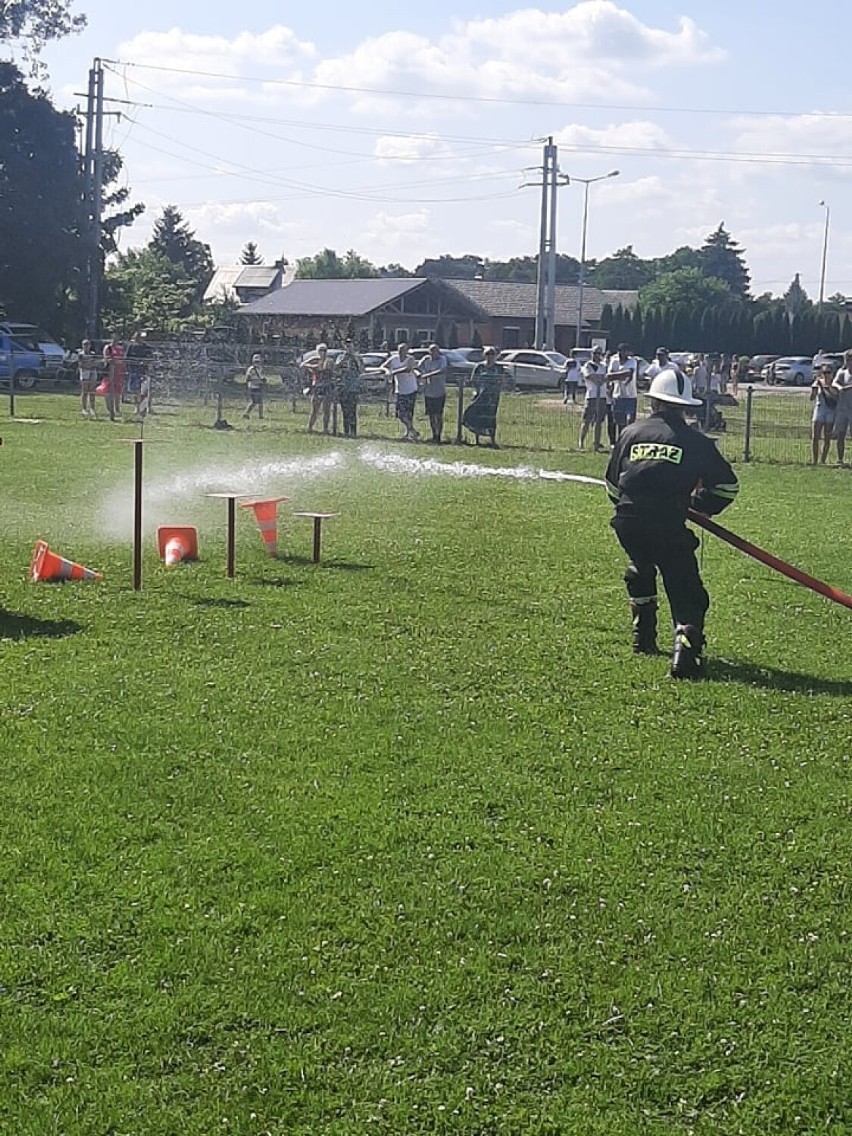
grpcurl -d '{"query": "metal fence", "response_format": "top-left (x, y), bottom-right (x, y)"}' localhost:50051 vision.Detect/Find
top-left (147, 360), bottom-right (818, 466)
top-left (6, 338), bottom-right (821, 466)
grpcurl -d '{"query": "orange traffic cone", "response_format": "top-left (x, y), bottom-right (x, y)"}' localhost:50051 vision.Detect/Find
top-left (157, 525), bottom-right (199, 567)
top-left (30, 540), bottom-right (103, 582)
top-left (240, 496), bottom-right (288, 557)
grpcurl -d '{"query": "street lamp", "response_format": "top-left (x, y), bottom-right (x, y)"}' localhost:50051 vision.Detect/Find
top-left (818, 200), bottom-right (830, 305)
top-left (568, 170), bottom-right (620, 349)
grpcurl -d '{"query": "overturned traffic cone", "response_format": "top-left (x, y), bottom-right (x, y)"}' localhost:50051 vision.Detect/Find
top-left (240, 496), bottom-right (288, 558)
top-left (30, 540), bottom-right (103, 583)
top-left (157, 525), bottom-right (199, 567)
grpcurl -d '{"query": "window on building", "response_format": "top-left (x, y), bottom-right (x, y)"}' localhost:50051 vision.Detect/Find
top-left (502, 326), bottom-right (521, 349)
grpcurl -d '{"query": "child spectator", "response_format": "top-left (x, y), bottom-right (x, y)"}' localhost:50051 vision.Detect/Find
top-left (243, 353), bottom-right (266, 420)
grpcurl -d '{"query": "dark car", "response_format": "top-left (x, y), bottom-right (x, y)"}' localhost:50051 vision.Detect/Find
top-left (747, 354), bottom-right (779, 380)
top-left (811, 351), bottom-right (844, 377)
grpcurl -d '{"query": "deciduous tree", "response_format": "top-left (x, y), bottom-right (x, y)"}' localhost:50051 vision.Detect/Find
top-left (0, 61), bottom-right (85, 328)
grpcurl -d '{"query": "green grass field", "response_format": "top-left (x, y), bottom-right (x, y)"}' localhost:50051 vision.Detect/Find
top-left (1, 400), bottom-right (850, 1135)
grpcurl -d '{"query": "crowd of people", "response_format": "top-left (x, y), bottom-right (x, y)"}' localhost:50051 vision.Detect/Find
top-left (572, 344), bottom-right (726, 453)
top-left (288, 340), bottom-right (504, 446)
top-left (810, 349), bottom-right (852, 466)
top-left (76, 331), bottom-right (152, 421)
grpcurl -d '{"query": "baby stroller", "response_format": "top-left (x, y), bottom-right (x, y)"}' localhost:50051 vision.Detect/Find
top-left (694, 393), bottom-right (726, 433)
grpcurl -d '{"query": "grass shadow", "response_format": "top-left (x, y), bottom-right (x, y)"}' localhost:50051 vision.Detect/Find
top-left (253, 577), bottom-right (302, 588)
top-left (0, 610), bottom-right (82, 641)
top-left (275, 554), bottom-right (375, 571)
top-left (192, 597), bottom-right (251, 609)
top-left (708, 657), bottom-right (852, 696)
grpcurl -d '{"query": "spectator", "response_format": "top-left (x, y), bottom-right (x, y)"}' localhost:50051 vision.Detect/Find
top-left (78, 338), bottom-right (98, 418)
top-left (336, 339), bottom-right (362, 439)
top-left (102, 333), bottom-right (125, 421)
top-left (810, 364), bottom-right (837, 465)
top-left (462, 346), bottom-right (503, 447)
top-left (831, 349), bottom-right (852, 466)
top-left (243, 353), bottom-right (266, 419)
top-left (577, 345), bottom-right (608, 451)
top-left (709, 357), bottom-right (723, 397)
top-left (645, 346), bottom-right (683, 384)
top-left (418, 343), bottom-right (449, 444)
top-left (383, 342), bottom-right (420, 441)
top-left (692, 353), bottom-right (709, 398)
top-left (303, 343), bottom-right (335, 434)
top-left (125, 330), bottom-right (152, 419)
top-left (563, 353), bottom-right (581, 404)
top-left (606, 342), bottom-right (639, 440)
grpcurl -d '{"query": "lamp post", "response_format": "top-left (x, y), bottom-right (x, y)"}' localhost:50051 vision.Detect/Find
top-left (569, 170), bottom-right (619, 349)
top-left (818, 200), bottom-right (830, 305)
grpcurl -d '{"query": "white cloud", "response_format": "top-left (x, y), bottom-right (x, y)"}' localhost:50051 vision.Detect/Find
top-left (114, 25), bottom-right (318, 102)
top-left (730, 113), bottom-right (852, 171)
top-left (457, 1), bottom-right (723, 68)
top-left (556, 121), bottom-right (677, 154)
top-left (374, 134), bottom-right (444, 163)
top-left (361, 209), bottom-right (431, 256)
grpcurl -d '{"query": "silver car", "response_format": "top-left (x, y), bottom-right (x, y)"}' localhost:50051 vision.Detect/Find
top-left (497, 349), bottom-right (569, 390)
top-left (762, 356), bottom-right (813, 386)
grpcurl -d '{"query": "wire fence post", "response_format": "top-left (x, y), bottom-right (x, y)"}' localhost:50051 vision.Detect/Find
top-left (743, 386), bottom-right (754, 462)
top-left (455, 372), bottom-right (465, 444)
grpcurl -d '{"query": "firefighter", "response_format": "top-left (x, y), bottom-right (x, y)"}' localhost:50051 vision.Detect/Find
top-left (605, 367), bottom-right (739, 679)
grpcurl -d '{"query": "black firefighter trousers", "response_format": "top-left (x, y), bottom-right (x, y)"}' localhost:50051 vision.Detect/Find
top-left (611, 514), bottom-right (709, 633)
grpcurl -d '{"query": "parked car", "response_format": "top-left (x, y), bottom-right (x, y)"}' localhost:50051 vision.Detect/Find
top-left (747, 354), bottom-right (779, 380)
top-left (762, 356), bottom-right (813, 386)
top-left (443, 347), bottom-right (485, 375)
top-left (0, 330), bottom-right (48, 389)
top-left (497, 349), bottom-right (569, 390)
top-left (811, 351), bottom-right (844, 377)
top-left (0, 322), bottom-right (65, 378)
top-left (297, 347), bottom-right (343, 367)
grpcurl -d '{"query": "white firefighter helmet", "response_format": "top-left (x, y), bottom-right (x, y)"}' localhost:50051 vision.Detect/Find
top-left (646, 366), bottom-right (702, 407)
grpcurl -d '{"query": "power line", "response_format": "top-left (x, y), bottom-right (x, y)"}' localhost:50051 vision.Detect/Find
top-left (99, 67), bottom-right (852, 171)
top-left (102, 58), bottom-right (852, 120)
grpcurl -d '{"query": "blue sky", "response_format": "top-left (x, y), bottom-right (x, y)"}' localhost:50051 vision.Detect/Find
top-left (30, 0), bottom-right (852, 296)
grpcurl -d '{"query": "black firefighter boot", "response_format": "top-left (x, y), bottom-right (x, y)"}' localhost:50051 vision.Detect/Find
top-left (671, 624), bottom-right (705, 679)
top-left (630, 600), bottom-right (658, 655)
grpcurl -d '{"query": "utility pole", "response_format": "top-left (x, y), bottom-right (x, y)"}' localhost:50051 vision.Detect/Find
top-left (530, 139), bottom-right (568, 350)
top-left (564, 170), bottom-right (620, 350)
top-left (83, 59), bottom-right (105, 339)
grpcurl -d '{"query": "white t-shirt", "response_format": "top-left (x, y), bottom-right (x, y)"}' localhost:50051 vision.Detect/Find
top-left (386, 353), bottom-right (418, 396)
top-left (832, 367), bottom-right (852, 411)
top-left (607, 355), bottom-right (638, 399)
top-left (581, 360), bottom-right (607, 400)
top-left (646, 360), bottom-right (684, 383)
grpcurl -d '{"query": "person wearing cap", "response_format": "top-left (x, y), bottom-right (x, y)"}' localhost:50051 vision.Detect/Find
top-left (605, 367), bottom-right (739, 678)
top-left (417, 343), bottom-right (449, 443)
top-left (644, 346), bottom-right (683, 384)
top-left (578, 346), bottom-right (608, 451)
top-left (243, 352), bottom-right (266, 419)
top-left (606, 342), bottom-right (639, 440)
